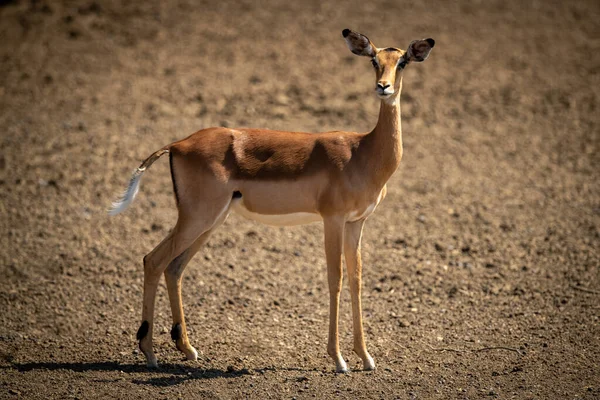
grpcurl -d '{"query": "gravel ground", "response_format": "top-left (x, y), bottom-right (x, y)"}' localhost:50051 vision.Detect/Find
top-left (1, 0), bottom-right (599, 398)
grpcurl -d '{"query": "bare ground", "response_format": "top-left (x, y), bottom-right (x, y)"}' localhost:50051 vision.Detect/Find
top-left (0, 0), bottom-right (599, 399)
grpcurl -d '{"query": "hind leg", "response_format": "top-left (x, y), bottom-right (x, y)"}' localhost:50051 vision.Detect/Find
top-left (137, 193), bottom-right (231, 368)
top-left (164, 210), bottom-right (229, 360)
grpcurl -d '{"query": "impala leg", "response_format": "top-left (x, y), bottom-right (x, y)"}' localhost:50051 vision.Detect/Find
top-left (138, 194), bottom-right (231, 368)
top-left (344, 219), bottom-right (375, 370)
top-left (323, 216), bottom-right (347, 373)
top-left (164, 210), bottom-right (228, 361)
top-left (139, 228), bottom-right (191, 368)
top-left (163, 245), bottom-right (200, 361)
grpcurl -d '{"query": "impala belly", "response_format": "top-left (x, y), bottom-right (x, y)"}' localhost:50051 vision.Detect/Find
top-left (231, 198), bottom-right (321, 226)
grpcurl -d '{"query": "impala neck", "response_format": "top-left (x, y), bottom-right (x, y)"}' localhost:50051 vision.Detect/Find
top-left (369, 80), bottom-right (403, 174)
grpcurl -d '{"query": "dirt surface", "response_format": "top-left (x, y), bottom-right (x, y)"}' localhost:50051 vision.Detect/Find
top-left (1, 0), bottom-right (599, 398)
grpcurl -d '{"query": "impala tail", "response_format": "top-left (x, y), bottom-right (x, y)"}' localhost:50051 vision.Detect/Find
top-left (108, 148), bottom-right (170, 216)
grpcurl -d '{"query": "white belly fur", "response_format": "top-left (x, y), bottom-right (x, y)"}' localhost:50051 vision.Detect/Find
top-left (231, 199), bottom-right (322, 226)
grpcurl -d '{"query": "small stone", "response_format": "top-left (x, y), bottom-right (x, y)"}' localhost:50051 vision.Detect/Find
top-left (448, 286), bottom-right (458, 298)
top-left (275, 93), bottom-right (289, 105)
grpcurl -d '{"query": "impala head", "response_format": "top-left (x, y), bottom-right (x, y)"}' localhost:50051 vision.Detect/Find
top-left (342, 29), bottom-right (434, 103)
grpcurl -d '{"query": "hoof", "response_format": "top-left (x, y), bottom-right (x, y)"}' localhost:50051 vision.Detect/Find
top-left (363, 356), bottom-right (376, 371)
top-left (335, 359), bottom-right (348, 373)
top-left (141, 348), bottom-right (158, 369)
top-left (184, 346), bottom-right (198, 361)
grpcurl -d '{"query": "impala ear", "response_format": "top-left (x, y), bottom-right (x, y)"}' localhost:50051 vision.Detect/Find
top-left (406, 38), bottom-right (435, 62)
top-left (342, 29), bottom-right (377, 58)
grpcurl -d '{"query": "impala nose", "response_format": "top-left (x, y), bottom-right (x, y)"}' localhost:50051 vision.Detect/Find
top-left (376, 82), bottom-right (393, 95)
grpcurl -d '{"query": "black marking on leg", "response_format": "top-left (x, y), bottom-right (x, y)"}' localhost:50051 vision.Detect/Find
top-left (171, 323), bottom-right (182, 342)
top-left (169, 152), bottom-right (180, 205)
top-left (166, 250), bottom-right (188, 278)
top-left (232, 191), bottom-right (242, 199)
top-left (137, 320), bottom-right (149, 341)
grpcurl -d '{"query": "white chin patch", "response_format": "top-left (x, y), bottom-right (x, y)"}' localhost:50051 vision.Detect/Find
top-left (376, 93), bottom-right (394, 100)
top-left (376, 89), bottom-right (395, 98)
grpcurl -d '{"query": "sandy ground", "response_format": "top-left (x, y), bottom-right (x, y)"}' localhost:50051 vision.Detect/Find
top-left (1, 0), bottom-right (599, 398)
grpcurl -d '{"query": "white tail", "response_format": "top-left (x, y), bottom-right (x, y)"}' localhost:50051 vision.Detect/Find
top-left (108, 148), bottom-right (170, 216)
top-left (108, 168), bottom-right (145, 216)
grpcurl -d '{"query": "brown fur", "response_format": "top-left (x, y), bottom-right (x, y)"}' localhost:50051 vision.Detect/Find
top-left (166, 123), bottom-right (398, 217)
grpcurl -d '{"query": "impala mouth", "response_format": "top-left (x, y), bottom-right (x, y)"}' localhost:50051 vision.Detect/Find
top-left (376, 91), bottom-right (394, 99)
top-left (375, 88), bottom-right (394, 98)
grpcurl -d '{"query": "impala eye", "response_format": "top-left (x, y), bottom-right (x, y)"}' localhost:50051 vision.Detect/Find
top-left (398, 61), bottom-right (407, 69)
top-left (371, 59), bottom-right (378, 69)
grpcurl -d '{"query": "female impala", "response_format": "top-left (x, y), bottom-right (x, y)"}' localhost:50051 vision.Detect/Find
top-left (110, 29), bottom-right (434, 373)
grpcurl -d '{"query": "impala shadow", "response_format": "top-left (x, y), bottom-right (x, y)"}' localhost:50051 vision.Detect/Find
top-left (5, 361), bottom-right (311, 387)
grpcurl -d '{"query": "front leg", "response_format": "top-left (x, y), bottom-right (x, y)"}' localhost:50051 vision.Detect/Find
top-left (344, 219), bottom-right (375, 370)
top-left (323, 216), bottom-right (347, 373)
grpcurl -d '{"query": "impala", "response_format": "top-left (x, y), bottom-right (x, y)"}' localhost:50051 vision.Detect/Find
top-left (109, 29), bottom-right (434, 372)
